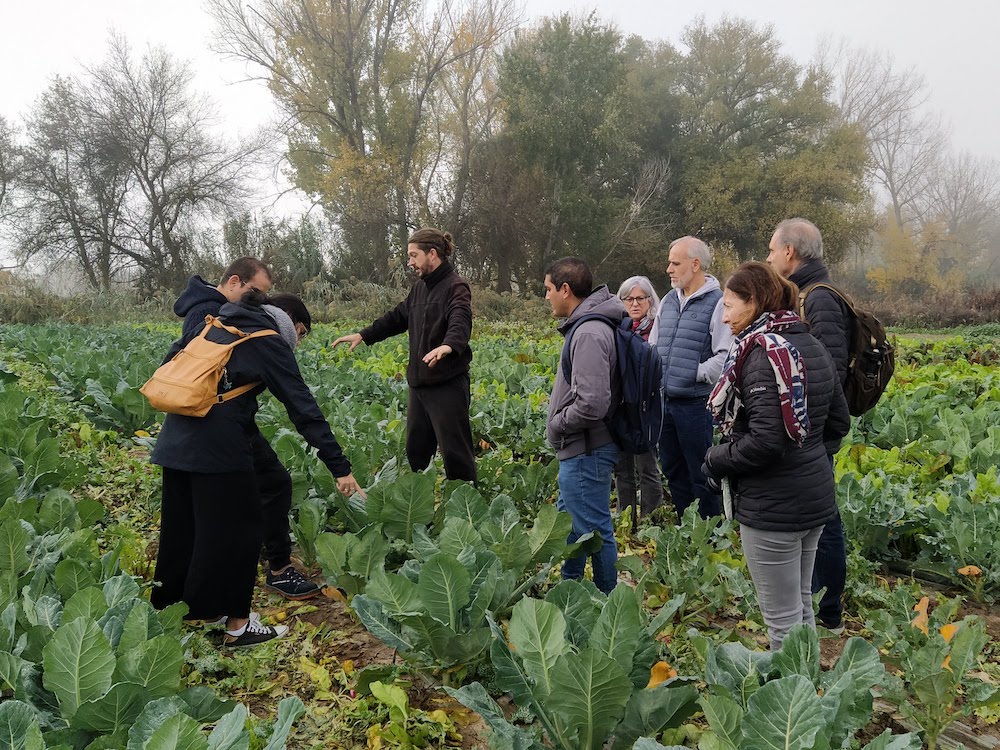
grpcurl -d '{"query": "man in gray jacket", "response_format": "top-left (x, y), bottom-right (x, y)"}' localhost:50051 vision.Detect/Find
top-left (650, 236), bottom-right (733, 520)
top-left (544, 257), bottom-right (627, 594)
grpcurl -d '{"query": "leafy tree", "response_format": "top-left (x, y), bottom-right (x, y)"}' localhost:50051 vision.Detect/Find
top-left (224, 213), bottom-right (329, 294)
top-left (495, 13), bottom-right (642, 280)
top-left (210, 0), bottom-right (517, 281)
top-left (672, 17), bottom-right (873, 262)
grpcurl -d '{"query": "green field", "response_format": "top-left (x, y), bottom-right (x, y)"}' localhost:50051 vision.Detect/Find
top-left (0, 322), bottom-right (997, 749)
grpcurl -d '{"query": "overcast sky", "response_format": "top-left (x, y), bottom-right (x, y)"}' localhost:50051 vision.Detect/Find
top-left (2, 0), bottom-right (998, 209)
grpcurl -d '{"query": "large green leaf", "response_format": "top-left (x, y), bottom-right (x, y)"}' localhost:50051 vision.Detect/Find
top-left (0, 519), bottom-right (29, 576)
top-left (379, 473), bottom-right (436, 542)
top-left (417, 554), bottom-right (471, 631)
top-left (126, 696), bottom-right (188, 750)
top-left (824, 637), bottom-right (884, 693)
top-left (591, 585), bottom-right (642, 668)
top-left (444, 484), bottom-right (489, 528)
top-left (103, 576), bottom-right (140, 609)
top-left (705, 641), bottom-right (771, 706)
top-left (0, 700), bottom-right (37, 750)
top-left (365, 570), bottom-right (421, 616)
top-left (62, 587), bottom-right (107, 624)
top-left (547, 646), bottom-right (632, 750)
top-left (507, 598), bottom-right (568, 698)
top-left (699, 693), bottom-right (745, 750)
top-left (207, 705), bottom-right (250, 750)
top-left (38, 490), bottom-right (78, 534)
top-left (527, 504), bottom-right (573, 565)
top-left (491, 525), bottom-right (532, 571)
top-left (770, 624), bottom-right (820, 683)
top-left (118, 602), bottom-right (165, 656)
top-left (395, 613), bottom-right (455, 663)
top-left (315, 532), bottom-right (349, 578)
top-left (632, 740), bottom-right (688, 750)
top-left (70, 682), bottom-right (149, 733)
top-left (0, 456), bottom-right (17, 503)
top-left (0, 651), bottom-right (26, 692)
top-left (742, 674), bottom-right (827, 750)
top-left (115, 634), bottom-right (183, 697)
top-left (609, 682), bottom-right (699, 750)
top-left (261, 696), bottom-right (306, 750)
top-left (545, 580), bottom-right (602, 648)
top-left (351, 596), bottom-right (416, 654)
top-left (42, 617), bottom-right (116, 720)
top-left (346, 531), bottom-right (389, 581)
top-left (54, 559), bottom-right (98, 602)
top-left (144, 713), bottom-right (208, 750)
top-left (438, 518), bottom-right (484, 557)
top-left (180, 686), bottom-right (239, 723)
top-left (487, 613), bottom-right (534, 706)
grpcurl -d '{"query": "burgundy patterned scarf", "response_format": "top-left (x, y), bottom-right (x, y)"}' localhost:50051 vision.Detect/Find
top-left (708, 310), bottom-right (810, 446)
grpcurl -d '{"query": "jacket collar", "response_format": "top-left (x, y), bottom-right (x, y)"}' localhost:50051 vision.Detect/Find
top-left (422, 259), bottom-right (453, 288)
top-left (789, 259), bottom-right (832, 289)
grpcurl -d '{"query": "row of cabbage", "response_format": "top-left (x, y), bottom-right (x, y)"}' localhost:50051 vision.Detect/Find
top-left (0, 323), bottom-right (998, 748)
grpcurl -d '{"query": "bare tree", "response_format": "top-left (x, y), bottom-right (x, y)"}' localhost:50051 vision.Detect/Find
top-left (17, 36), bottom-right (265, 291)
top-left (0, 115), bottom-right (19, 223)
top-left (923, 152), bottom-right (1000, 269)
top-left (822, 42), bottom-right (947, 227)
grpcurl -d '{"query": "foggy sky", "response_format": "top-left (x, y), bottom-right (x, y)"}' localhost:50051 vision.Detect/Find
top-left (2, 0), bottom-right (997, 183)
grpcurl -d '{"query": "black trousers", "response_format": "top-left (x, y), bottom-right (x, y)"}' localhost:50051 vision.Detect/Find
top-left (251, 432), bottom-right (293, 570)
top-left (152, 468), bottom-right (262, 619)
top-left (406, 374), bottom-right (477, 482)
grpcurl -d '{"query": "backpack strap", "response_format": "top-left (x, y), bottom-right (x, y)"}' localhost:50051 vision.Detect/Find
top-left (798, 282), bottom-right (856, 322)
top-left (560, 313), bottom-right (619, 383)
top-left (203, 314), bottom-right (279, 404)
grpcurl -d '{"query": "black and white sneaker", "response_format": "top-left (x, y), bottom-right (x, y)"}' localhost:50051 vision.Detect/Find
top-left (265, 566), bottom-right (321, 600)
top-left (223, 616), bottom-right (288, 648)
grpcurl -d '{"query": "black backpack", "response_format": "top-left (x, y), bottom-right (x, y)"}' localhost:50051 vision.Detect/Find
top-left (799, 283), bottom-right (895, 416)
top-left (560, 314), bottom-right (664, 454)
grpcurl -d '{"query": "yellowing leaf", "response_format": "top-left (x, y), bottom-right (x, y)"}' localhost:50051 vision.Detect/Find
top-left (940, 623), bottom-right (959, 643)
top-left (134, 429), bottom-right (151, 438)
top-left (322, 585), bottom-right (347, 602)
top-left (958, 565), bottom-right (982, 577)
top-left (942, 655), bottom-right (953, 673)
top-left (342, 659), bottom-right (355, 676)
top-left (647, 661), bottom-right (678, 688)
top-left (911, 596), bottom-right (930, 635)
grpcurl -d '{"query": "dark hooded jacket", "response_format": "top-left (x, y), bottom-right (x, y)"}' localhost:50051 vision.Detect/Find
top-left (703, 321), bottom-right (850, 532)
top-left (359, 260), bottom-right (473, 387)
top-left (151, 302), bottom-right (351, 478)
top-left (789, 260), bottom-right (851, 386)
top-left (546, 286), bottom-right (628, 460)
top-left (174, 275), bottom-right (227, 339)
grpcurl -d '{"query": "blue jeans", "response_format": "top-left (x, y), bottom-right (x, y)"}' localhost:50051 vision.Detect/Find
top-left (659, 397), bottom-right (720, 519)
top-left (557, 443), bottom-right (618, 594)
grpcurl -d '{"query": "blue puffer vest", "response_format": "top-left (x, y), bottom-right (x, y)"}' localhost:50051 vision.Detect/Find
top-left (656, 288), bottom-right (722, 399)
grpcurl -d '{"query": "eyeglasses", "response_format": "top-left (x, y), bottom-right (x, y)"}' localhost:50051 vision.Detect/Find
top-left (622, 295), bottom-right (650, 305)
top-left (240, 279), bottom-right (263, 295)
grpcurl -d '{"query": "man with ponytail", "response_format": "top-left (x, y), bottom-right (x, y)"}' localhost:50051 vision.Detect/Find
top-left (334, 228), bottom-right (477, 482)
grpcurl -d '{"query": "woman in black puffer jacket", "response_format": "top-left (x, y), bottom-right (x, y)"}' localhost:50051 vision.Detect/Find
top-left (702, 262), bottom-right (850, 650)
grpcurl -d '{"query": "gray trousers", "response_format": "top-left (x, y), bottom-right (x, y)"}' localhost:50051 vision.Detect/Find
top-left (740, 524), bottom-right (824, 651)
top-left (614, 449), bottom-right (663, 521)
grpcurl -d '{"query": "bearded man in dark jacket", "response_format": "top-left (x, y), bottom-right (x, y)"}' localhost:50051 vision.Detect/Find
top-left (767, 217), bottom-right (851, 633)
top-left (172, 258), bottom-right (324, 601)
top-left (333, 228), bottom-right (477, 483)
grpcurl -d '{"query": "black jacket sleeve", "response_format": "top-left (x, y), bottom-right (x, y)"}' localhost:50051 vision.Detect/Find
top-left (705, 348), bottom-right (791, 477)
top-left (824, 373), bottom-right (851, 446)
top-left (804, 289), bottom-right (850, 386)
top-left (257, 338), bottom-right (352, 478)
top-left (441, 280), bottom-right (473, 355)
top-left (360, 293), bottom-right (411, 346)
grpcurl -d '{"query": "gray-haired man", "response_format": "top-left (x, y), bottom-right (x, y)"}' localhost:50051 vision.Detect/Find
top-left (650, 236), bottom-right (733, 520)
top-left (767, 217), bottom-right (851, 634)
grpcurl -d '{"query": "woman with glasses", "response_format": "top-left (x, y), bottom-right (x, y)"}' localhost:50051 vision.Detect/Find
top-left (613, 276), bottom-right (664, 522)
